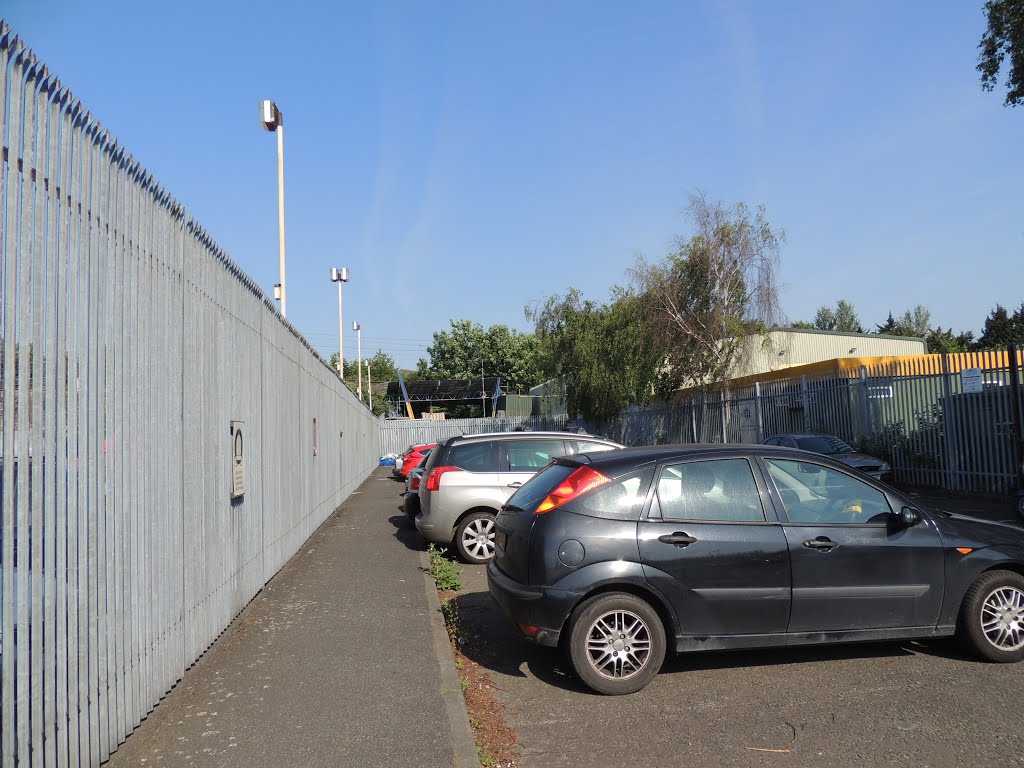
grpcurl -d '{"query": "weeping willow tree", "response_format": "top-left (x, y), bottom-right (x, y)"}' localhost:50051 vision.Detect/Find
top-left (527, 287), bottom-right (661, 422)
top-left (630, 192), bottom-right (784, 393)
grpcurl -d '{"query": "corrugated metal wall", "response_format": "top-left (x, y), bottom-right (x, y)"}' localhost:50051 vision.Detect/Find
top-left (0, 23), bottom-right (379, 767)
top-left (732, 329), bottom-right (927, 379)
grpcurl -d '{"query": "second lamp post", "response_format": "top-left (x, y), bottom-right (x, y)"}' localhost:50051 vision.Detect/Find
top-left (330, 267), bottom-right (350, 377)
top-left (353, 320), bottom-right (362, 400)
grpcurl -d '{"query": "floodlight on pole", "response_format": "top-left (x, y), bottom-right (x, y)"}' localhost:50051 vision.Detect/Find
top-left (330, 267), bottom-right (350, 377)
top-left (260, 99), bottom-right (287, 317)
top-left (353, 321), bottom-right (363, 401)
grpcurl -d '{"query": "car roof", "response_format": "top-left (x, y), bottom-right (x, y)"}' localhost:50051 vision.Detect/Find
top-left (441, 431), bottom-right (618, 446)
top-left (572, 443), bottom-right (833, 473)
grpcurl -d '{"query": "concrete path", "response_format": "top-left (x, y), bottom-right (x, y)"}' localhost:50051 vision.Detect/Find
top-left (107, 469), bottom-right (477, 768)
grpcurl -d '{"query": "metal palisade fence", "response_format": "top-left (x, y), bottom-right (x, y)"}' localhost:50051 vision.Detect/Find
top-left (0, 22), bottom-right (380, 768)
top-left (379, 414), bottom-right (571, 456)
top-left (598, 349), bottom-right (1024, 495)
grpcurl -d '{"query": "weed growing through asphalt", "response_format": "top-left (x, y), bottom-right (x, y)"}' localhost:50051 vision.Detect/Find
top-left (427, 543), bottom-right (462, 591)
top-left (440, 598), bottom-right (461, 644)
top-left (427, 543), bottom-right (517, 766)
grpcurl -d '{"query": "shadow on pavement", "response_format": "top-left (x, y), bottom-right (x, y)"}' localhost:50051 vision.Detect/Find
top-left (449, 590), bottom-right (593, 694)
top-left (450, 585), bottom-right (984, 696)
top-left (388, 512), bottom-right (427, 552)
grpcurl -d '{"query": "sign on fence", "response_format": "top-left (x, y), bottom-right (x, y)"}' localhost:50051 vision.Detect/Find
top-left (231, 421), bottom-right (245, 498)
top-left (961, 368), bottom-right (983, 394)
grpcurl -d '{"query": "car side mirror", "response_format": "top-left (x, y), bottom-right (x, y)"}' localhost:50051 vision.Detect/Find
top-left (897, 506), bottom-right (921, 527)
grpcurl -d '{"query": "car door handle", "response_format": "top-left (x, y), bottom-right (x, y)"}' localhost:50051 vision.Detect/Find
top-left (506, 482), bottom-right (523, 489)
top-left (803, 536), bottom-right (839, 551)
top-left (658, 532), bottom-right (697, 547)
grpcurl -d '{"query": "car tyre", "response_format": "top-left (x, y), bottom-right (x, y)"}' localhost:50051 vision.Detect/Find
top-left (566, 592), bottom-right (666, 695)
top-left (403, 493), bottom-right (420, 521)
top-left (958, 569), bottom-right (1024, 662)
top-left (454, 511), bottom-right (496, 564)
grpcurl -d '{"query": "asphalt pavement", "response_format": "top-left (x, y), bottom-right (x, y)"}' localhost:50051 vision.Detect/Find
top-left (452, 487), bottom-right (1024, 768)
top-left (106, 468), bottom-right (477, 768)
top-left (105, 472), bottom-right (1024, 768)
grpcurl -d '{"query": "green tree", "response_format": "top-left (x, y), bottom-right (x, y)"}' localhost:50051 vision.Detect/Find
top-left (423, 320), bottom-right (541, 393)
top-left (875, 312), bottom-right (899, 334)
top-left (329, 350), bottom-right (398, 387)
top-left (978, 0), bottom-right (1024, 107)
top-left (631, 193), bottom-right (784, 390)
top-left (876, 305), bottom-right (931, 338)
top-left (977, 303), bottom-right (1024, 348)
top-left (810, 299), bottom-right (863, 333)
top-left (790, 320), bottom-right (816, 330)
top-left (898, 305), bottom-right (931, 338)
top-left (528, 287), bottom-right (661, 421)
top-left (926, 327), bottom-right (976, 353)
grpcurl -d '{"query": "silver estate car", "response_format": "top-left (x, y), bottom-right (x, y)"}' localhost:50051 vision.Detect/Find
top-left (416, 431), bottom-right (622, 563)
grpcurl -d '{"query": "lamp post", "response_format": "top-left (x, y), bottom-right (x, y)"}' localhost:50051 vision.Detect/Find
top-left (481, 362), bottom-right (486, 417)
top-left (330, 267), bottom-right (350, 377)
top-left (353, 321), bottom-right (362, 401)
top-left (260, 99), bottom-right (287, 317)
top-left (366, 360), bottom-right (373, 410)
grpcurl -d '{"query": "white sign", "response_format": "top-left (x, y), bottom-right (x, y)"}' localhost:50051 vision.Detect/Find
top-left (961, 368), bottom-right (983, 394)
top-left (230, 421), bottom-right (245, 498)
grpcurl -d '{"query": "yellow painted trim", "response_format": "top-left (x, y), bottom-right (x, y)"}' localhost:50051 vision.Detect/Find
top-left (725, 349), bottom-right (1023, 388)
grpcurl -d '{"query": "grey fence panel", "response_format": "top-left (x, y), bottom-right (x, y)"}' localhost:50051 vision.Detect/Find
top-left (0, 23), bottom-right (381, 767)
top-left (379, 413), bottom-right (570, 456)
top-left (592, 350), bottom-right (1024, 495)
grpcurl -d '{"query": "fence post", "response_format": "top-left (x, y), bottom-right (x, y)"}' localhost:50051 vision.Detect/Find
top-left (940, 354), bottom-right (961, 493)
top-left (800, 375), bottom-right (809, 431)
top-left (720, 388), bottom-right (728, 443)
top-left (754, 381), bottom-right (764, 442)
top-left (858, 366), bottom-right (873, 439)
top-left (1008, 345), bottom-right (1024, 493)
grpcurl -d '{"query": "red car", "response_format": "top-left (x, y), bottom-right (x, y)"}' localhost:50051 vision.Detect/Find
top-left (399, 443), bottom-right (435, 478)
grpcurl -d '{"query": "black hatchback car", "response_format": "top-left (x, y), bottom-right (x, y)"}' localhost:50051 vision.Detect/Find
top-left (488, 444), bottom-right (1024, 695)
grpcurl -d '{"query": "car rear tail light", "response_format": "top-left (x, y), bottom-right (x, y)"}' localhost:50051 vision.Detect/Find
top-left (410, 476), bottom-right (420, 491)
top-left (426, 465), bottom-right (461, 492)
top-left (517, 622), bottom-right (539, 639)
top-left (535, 466), bottom-right (611, 514)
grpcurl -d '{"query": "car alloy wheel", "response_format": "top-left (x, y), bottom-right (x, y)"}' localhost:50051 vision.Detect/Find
top-left (980, 585), bottom-right (1024, 652)
top-left (584, 609), bottom-right (653, 681)
top-left (567, 592), bottom-right (666, 695)
top-left (959, 569), bottom-right (1024, 662)
top-left (455, 511), bottom-right (496, 564)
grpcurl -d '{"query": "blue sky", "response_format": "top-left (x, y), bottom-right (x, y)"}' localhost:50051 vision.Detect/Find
top-left (5, 1), bottom-right (1022, 368)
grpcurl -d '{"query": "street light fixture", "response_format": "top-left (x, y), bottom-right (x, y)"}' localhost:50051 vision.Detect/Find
top-left (352, 320), bottom-right (362, 401)
top-left (260, 99), bottom-right (287, 317)
top-left (330, 267), bottom-right (350, 377)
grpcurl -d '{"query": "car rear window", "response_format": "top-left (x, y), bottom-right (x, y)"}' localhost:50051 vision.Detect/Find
top-left (576, 440), bottom-right (618, 453)
top-left (506, 462), bottom-right (576, 513)
top-left (793, 436), bottom-right (854, 454)
top-left (449, 441), bottom-right (499, 472)
top-left (566, 466), bottom-right (655, 521)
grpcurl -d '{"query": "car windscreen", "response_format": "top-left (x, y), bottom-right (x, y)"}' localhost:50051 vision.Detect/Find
top-left (794, 435), bottom-right (854, 454)
top-left (505, 462), bottom-right (576, 512)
